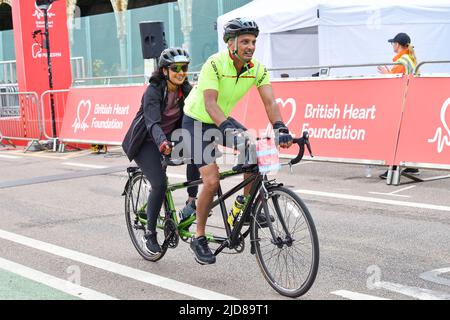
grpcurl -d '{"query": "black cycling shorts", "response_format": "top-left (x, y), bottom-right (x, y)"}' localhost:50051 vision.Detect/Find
top-left (180, 115), bottom-right (222, 168)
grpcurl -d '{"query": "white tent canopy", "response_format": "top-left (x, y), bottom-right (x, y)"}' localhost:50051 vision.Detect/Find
top-left (217, 0), bottom-right (450, 77)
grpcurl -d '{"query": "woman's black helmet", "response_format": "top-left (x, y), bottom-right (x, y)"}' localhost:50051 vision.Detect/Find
top-left (158, 47), bottom-right (190, 68)
top-left (223, 17), bottom-right (259, 43)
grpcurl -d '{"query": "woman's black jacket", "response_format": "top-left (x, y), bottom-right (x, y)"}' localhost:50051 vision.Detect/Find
top-left (122, 79), bottom-right (192, 161)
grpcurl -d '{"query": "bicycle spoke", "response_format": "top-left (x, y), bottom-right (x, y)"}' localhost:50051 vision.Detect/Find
top-left (283, 251), bottom-right (291, 288)
top-left (288, 246), bottom-right (310, 265)
top-left (293, 248), bottom-right (311, 267)
top-left (289, 251), bottom-right (307, 285)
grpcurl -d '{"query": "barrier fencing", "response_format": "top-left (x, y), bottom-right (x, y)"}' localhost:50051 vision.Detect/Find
top-left (0, 60), bottom-right (17, 84)
top-left (0, 57), bottom-right (86, 86)
top-left (0, 91), bottom-right (41, 150)
top-left (414, 60), bottom-right (450, 75)
top-left (0, 85), bottom-right (19, 117)
top-left (69, 62), bottom-right (403, 87)
top-left (40, 89), bottom-right (69, 150)
top-left (40, 90), bottom-right (69, 139)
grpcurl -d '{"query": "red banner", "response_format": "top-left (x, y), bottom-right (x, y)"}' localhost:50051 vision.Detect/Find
top-left (11, 0), bottom-right (72, 142)
top-left (59, 86), bottom-right (146, 144)
top-left (12, 0), bottom-right (72, 94)
top-left (395, 77), bottom-right (450, 168)
top-left (234, 77), bottom-right (408, 165)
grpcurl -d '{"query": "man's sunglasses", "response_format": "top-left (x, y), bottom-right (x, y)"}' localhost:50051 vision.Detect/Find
top-left (169, 64), bottom-right (188, 73)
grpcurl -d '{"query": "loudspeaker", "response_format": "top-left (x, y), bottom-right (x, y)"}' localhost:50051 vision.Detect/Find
top-left (139, 21), bottom-right (167, 59)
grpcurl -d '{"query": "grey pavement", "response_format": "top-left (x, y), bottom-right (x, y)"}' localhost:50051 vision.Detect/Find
top-left (0, 146), bottom-right (449, 300)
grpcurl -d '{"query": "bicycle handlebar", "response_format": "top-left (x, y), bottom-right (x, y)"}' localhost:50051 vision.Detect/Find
top-left (161, 131), bottom-right (313, 168)
top-left (288, 131), bottom-right (313, 166)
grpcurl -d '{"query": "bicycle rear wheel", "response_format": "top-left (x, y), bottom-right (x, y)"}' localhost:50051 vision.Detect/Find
top-left (251, 186), bottom-right (319, 297)
top-left (124, 172), bottom-right (167, 262)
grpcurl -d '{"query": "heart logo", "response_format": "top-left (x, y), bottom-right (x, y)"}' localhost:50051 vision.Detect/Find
top-left (427, 97), bottom-right (450, 153)
top-left (31, 43), bottom-right (42, 59)
top-left (72, 100), bottom-right (91, 133)
top-left (265, 98), bottom-right (297, 136)
top-left (277, 98), bottom-right (297, 128)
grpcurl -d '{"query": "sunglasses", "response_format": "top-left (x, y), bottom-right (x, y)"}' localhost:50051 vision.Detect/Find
top-left (169, 64), bottom-right (188, 73)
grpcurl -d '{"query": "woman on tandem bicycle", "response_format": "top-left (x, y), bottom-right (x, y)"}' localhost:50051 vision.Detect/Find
top-left (122, 47), bottom-right (200, 256)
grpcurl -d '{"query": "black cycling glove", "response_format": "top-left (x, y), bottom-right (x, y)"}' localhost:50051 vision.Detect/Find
top-left (219, 118), bottom-right (245, 149)
top-left (273, 121), bottom-right (293, 145)
top-left (218, 118), bottom-right (238, 135)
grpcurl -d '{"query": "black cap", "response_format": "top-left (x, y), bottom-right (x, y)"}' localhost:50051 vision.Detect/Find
top-left (388, 33), bottom-right (411, 46)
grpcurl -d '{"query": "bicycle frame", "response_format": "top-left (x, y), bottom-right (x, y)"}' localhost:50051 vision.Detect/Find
top-left (161, 165), bottom-right (266, 255)
top-left (127, 131), bottom-right (313, 256)
top-left (124, 133), bottom-right (319, 298)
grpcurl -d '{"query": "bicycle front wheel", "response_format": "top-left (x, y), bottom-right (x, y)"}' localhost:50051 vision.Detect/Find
top-left (251, 186), bottom-right (319, 298)
top-left (124, 172), bottom-right (167, 262)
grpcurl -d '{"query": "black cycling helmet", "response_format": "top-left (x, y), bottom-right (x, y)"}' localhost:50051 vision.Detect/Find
top-left (158, 47), bottom-right (190, 68)
top-left (223, 17), bottom-right (259, 43)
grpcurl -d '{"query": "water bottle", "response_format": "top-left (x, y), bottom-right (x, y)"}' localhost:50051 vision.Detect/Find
top-left (228, 195), bottom-right (246, 227)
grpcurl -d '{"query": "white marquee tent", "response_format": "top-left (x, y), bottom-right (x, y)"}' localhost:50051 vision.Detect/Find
top-left (217, 0), bottom-right (450, 77)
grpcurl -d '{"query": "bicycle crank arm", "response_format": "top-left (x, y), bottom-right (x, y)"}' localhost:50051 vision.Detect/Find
top-left (213, 240), bottom-right (230, 256)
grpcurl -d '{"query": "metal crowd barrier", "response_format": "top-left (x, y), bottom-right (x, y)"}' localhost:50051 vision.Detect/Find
top-left (0, 84), bottom-right (19, 117)
top-left (72, 74), bottom-right (147, 87)
top-left (0, 60), bottom-right (17, 84)
top-left (0, 91), bottom-right (42, 150)
top-left (414, 60), bottom-right (450, 75)
top-left (40, 89), bottom-right (69, 150)
top-left (1, 57), bottom-right (86, 85)
top-left (70, 62), bottom-right (402, 87)
top-left (266, 62), bottom-right (406, 79)
top-left (71, 56), bottom-right (86, 80)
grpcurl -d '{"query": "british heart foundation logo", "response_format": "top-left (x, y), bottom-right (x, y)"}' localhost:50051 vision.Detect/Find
top-left (428, 98), bottom-right (450, 153)
top-left (265, 98), bottom-right (297, 136)
top-left (72, 100), bottom-right (91, 133)
top-left (32, 2), bottom-right (56, 20)
top-left (31, 43), bottom-right (43, 59)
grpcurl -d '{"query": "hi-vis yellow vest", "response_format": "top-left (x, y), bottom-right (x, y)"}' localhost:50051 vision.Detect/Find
top-left (397, 54), bottom-right (416, 75)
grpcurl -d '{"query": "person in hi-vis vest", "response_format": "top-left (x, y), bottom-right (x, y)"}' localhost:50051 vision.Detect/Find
top-left (378, 32), bottom-right (419, 179)
top-left (377, 32), bottom-right (417, 75)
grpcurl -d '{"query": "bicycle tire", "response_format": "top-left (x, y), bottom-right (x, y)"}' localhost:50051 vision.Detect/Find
top-left (251, 186), bottom-right (319, 297)
top-left (124, 172), bottom-right (167, 262)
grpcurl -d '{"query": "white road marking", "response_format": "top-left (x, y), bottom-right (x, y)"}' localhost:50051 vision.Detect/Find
top-left (420, 268), bottom-right (450, 287)
top-left (0, 154), bottom-right (21, 159)
top-left (331, 290), bottom-right (390, 300)
top-left (0, 229), bottom-right (237, 300)
top-left (389, 186), bottom-right (416, 194)
top-left (374, 281), bottom-right (450, 300)
top-left (63, 162), bottom-right (107, 169)
top-left (369, 185), bottom-right (415, 198)
top-left (368, 192), bottom-right (411, 198)
top-left (295, 189), bottom-right (450, 212)
top-left (0, 257), bottom-right (116, 300)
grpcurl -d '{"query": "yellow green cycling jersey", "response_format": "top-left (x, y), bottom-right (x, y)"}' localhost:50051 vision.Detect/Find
top-left (184, 49), bottom-right (270, 124)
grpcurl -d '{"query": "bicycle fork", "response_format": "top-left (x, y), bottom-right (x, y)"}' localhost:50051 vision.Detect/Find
top-left (258, 186), bottom-right (294, 248)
